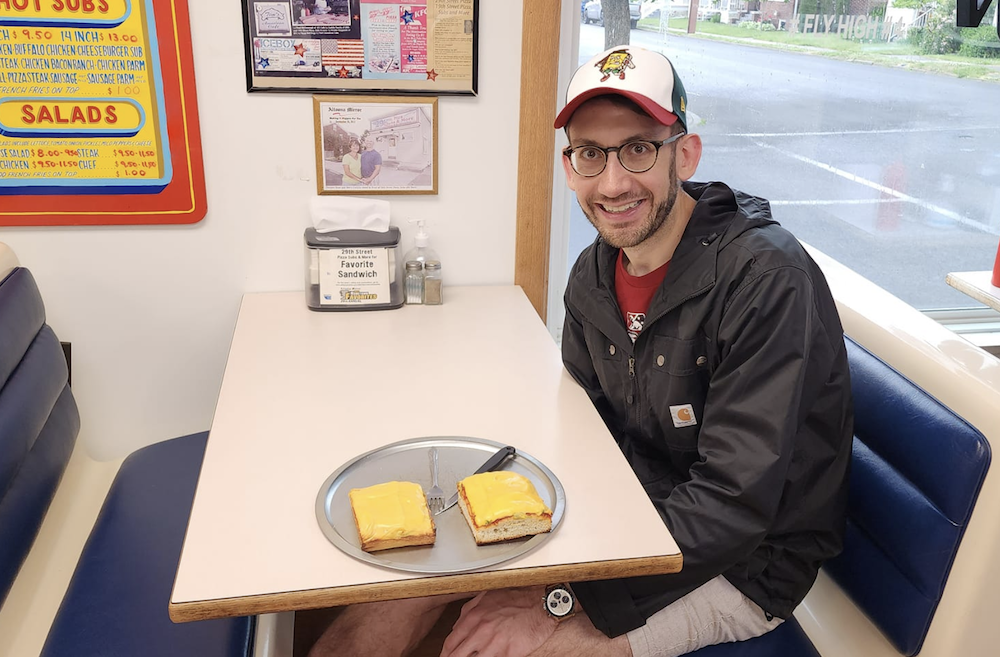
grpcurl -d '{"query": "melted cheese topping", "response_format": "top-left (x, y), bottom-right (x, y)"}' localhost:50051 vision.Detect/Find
top-left (349, 481), bottom-right (433, 542)
top-left (459, 471), bottom-right (551, 527)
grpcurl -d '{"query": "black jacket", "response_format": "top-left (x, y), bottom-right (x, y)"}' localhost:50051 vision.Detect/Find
top-left (563, 181), bottom-right (853, 638)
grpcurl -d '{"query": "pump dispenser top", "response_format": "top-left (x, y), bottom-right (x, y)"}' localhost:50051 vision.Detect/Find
top-left (404, 219), bottom-right (439, 265)
top-left (414, 221), bottom-right (431, 248)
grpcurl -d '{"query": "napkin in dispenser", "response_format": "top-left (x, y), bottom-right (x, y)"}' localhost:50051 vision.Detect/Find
top-left (304, 197), bottom-right (403, 311)
top-left (310, 197), bottom-right (390, 233)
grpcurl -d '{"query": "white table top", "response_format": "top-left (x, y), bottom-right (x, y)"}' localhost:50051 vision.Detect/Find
top-left (170, 286), bottom-right (681, 622)
top-left (946, 271), bottom-right (1000, 312)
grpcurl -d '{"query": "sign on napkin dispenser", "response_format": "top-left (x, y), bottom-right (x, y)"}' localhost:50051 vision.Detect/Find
top-left (304, 226), bottom-right (403, 311)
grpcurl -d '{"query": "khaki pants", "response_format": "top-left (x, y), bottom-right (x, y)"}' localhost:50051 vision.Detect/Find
top-left (627, 575), bottom-right (783, 657)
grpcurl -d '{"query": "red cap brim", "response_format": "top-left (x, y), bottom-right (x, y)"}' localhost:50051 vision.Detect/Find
top-left (553, 88), bottom-right (679, 129)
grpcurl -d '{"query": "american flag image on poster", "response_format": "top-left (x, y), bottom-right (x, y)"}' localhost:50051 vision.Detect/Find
top-left (322, 39), bottom-right (364, 77)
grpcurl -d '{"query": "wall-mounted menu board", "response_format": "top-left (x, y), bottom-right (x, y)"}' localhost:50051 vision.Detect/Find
top-left (0, 0), bottom-right (206, 226)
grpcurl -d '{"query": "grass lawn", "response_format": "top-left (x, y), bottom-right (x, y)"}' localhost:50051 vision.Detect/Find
top-left (634, 17), bottom-right (1000, 83)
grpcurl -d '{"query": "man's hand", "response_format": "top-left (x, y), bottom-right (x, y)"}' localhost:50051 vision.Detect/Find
top-left (439, 586), bottom-right (557, 657)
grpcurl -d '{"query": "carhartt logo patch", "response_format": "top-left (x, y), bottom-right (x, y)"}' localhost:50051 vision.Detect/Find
top-left (669, 404), bottom-right (697, 428)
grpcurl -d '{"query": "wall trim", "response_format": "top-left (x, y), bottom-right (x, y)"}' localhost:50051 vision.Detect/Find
top-left (515, 1), bottom-right (562, 323)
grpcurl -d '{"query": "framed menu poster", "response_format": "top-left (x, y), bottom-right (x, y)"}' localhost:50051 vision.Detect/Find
top-left (0, 0), bottom-right (207, 226)
top-left (242, 0), bottom-right (478, 95)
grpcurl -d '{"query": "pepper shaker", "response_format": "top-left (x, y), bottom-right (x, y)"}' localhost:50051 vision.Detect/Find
top-left (424, 260), bottom-right (443, 305)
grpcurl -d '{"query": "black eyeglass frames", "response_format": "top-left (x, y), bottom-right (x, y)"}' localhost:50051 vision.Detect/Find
top-left (563, 132), bottom-right (686, 177)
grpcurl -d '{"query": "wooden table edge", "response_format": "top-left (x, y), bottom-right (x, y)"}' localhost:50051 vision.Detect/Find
top-left (168, 553), bottom-right (683, 623)
top-left (945, 271), bottom-right (1000, 311)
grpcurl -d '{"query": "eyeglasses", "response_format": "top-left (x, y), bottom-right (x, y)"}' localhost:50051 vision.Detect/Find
top-left (563, 133), bottom-right (686, 177)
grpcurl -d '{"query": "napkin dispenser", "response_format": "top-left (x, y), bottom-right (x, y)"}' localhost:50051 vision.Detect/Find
top-left (304, 226), bottom-right (403, 311)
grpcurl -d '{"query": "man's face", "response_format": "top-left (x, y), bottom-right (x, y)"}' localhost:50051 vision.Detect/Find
top-left (563, 98), bottom-right (681, 250)
top-left (364, 138), bottom-right (373, 150)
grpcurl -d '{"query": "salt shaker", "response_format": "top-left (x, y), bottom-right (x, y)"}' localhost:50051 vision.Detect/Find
top-left (423, 260), bottom-right (443, 305)
top-left (405, 260), bottom-right (424, 304)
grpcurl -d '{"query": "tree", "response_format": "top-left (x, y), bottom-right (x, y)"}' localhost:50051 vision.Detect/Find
top-left (602, 0), bottom-right (632, 48)
top-left (909, 0), bottom-right (961, 53)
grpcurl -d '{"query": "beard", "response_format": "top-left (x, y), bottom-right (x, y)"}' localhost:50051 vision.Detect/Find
top-left (581, 156), bottom-right (680, 250)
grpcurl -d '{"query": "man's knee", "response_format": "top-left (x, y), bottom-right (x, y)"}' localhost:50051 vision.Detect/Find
top-left (307, 594), bottom-right (473, 657)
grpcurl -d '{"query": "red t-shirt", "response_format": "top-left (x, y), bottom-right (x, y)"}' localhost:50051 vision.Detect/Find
top-left (615, 250), bottom-right (670, 343)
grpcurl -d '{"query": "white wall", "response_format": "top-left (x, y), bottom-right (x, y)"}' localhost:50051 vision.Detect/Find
top-left (0, 1), bottom-right (523, 460)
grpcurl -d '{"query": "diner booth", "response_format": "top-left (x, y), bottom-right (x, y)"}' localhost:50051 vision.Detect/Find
top-left (2, 2), bottom-right (1000, 657)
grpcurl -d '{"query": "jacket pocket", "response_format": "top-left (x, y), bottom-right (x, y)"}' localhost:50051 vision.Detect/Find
top-left (582, 324), bottom-right (624, 365)
top-left (649, 335), bottom-right (705, 376)
top-left (584, 325), bottom-right (626, 407)
top-left (647, 335), bottom-right (709, 450)
top-left (592, 331), bottom-right (625, 377)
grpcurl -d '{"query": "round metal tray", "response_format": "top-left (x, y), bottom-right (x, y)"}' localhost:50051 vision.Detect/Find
top-left (315, 436), bottom-right (566, 574)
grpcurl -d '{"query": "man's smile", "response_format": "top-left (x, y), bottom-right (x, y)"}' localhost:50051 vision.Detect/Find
top-left (595, 198), bottom-right (648, 225)
top-left (598, 199), bottom-right (644, 214)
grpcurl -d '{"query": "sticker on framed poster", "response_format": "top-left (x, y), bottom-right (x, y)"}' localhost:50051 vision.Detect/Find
top-left (243, 0), bottom-right (478, 95)
top-left (0, 0), bottom-right (207, 226)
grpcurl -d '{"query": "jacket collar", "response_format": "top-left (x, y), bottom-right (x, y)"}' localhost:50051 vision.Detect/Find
top-left (572, 182), bottom-right (777, 337)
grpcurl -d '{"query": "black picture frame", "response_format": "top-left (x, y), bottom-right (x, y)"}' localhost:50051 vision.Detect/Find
top-left (241, 0), bottom-right (479, 95)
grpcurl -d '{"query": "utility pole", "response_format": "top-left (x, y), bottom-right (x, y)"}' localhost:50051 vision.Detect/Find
top-left (688, 0), bottom-right (700, 33)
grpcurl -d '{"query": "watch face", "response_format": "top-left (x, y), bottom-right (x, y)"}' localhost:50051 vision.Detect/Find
top-left (545, 587), bottom-right (574, 618)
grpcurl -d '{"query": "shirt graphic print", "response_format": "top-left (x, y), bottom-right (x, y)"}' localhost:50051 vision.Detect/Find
top-left (614, 250), bottom-right (670, 343)
top-left (626, 312), bottom-right (646, 342)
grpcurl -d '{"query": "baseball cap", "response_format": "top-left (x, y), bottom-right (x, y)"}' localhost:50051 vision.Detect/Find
top-left (554, 45), bottom-right (687, 132)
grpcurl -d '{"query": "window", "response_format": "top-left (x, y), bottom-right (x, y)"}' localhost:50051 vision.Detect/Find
top-left (551, 1), bottom-right (1000, 336)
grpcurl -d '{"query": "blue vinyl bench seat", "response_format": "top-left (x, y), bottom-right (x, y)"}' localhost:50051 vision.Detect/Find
top-left (686, 335), bottom-right (990, 656)
top-left (0, 265), bottom-right (253, 657)
top-left (0, 268), bottom-right (79, 607)
top-left (40, 431), bottom-right (255, 657)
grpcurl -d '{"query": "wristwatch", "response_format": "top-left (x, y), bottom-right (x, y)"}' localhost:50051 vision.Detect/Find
top-left (543, 583), bottom-right (577, 620)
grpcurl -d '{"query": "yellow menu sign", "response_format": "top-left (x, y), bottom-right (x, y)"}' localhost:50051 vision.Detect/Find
top-left (0, 0), bottom-right (172, 192)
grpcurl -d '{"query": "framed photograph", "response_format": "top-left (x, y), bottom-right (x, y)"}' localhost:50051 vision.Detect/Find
top-left (314, 95), bottom-right (438, 195)
top-left (242, 0), bottom-right (478, 95)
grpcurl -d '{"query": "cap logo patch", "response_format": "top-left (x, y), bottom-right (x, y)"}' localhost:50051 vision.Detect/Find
top-left (595, 48), bottom-right (635, 83)
top-left (680, 97), bottom-right (686, 113)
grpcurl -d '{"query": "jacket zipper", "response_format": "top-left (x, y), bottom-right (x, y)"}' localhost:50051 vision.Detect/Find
top-left (625, 355), bottom-right (637, 430)
top-left (593, 288), bottom-right (641, 425)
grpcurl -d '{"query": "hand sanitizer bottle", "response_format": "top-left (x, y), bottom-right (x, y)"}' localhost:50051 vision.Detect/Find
top-left (403, 220), bottom-right (443, 305)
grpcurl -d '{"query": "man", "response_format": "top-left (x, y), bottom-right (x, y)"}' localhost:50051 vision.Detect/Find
top-left (361, 135), bottom-right (383, 185)
top-left (308, 45), bottom-right (852, 657)
top-left (554, 45), bottom-right (853, 655)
